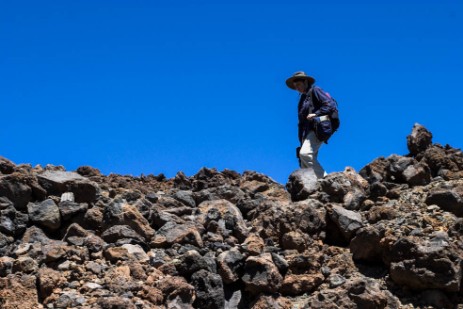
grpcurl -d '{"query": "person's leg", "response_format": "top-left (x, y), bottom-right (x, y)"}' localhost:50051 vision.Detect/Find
top-left (299, 131), bottom-right (326, 178)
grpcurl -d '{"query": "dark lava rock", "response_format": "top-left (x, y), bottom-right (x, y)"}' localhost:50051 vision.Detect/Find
top-left (37, 170), bottom-right (98, 203)
top-left (27, 199), bottom-right (61, 230)
top-left (0, 174), bottom-right (33, 210)
top-left (0, 204), bottom-right (29, 236)
top-left (217, 248), bottom-right (245, 284)
top-left (101, 224), bottom-right (145, 244)
top-left (58, 200), bottom-right (88, 221)
top-left (191, 269), bottom-right (225, 309)
top-left (175, 250), bottom-right (214, 278)
top-left (76, 165), bottom-right (101, 177)
top-left (426, 184), bottom-right (463, 217)
top-left (0, 157), bottom-right (15, 174)
top-left (407, 123), bottom-right (433, 156)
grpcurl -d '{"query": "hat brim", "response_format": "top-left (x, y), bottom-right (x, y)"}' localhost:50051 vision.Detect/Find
top-left (286, 76), bottom-right (315, 90)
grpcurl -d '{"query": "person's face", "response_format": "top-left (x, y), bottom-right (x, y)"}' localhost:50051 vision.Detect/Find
top-left (293, 80), bottom-right (307, 94)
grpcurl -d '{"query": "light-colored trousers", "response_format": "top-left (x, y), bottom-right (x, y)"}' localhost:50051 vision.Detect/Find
top-left (299, 131), bottom-right (326, 178)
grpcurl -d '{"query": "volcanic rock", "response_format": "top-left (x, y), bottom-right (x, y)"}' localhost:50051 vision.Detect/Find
top-left (407, 123), bottom-right (433, 156)
top-left (58, 200), bottom-right (88, 221)
top-left (242, 253), bottom-right (283, 294)
top-left (27, 199), bottom-right (61, 230)
top-left (0, 274), bottom-right (40, 308)
top-left (217, 248), bottom-right (245, 284)
top-left (286, 168), bottom-right (319, 201)
top-left (191, 269), bottom-right (224, 309)
top-left (37, 170), bottom-right (98, 203)
top-left (328, 205), bottom-right (364, 242)
top-left (0, 156), bottom-right (15, 174)
top-left (0, 124), bottom-right (462, 308)
top-left (0, 174), bottom-right (33, 210)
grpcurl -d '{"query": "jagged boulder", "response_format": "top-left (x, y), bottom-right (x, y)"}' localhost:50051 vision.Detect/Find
top-left (191, 269), bottom-right (224, 309)
top-left (217, 248), bottom-right (245, 284)
top-left (419, 144), bottom-right (463, 179)
top-left (151, 221), bottom-right (204, 248)
top-left (0, 199), bottom-right (29, 236)
top-left (328, 205), bottom-right (364, 242)
top-left (242, 253), bottom-right (283, 294)
top-left (0, 156), bottom-right (15, 174)
top-left (197, 199), bottom-right (249, 242)
top-left (426, 183), bottom-right (463, 217)
top-left (37, 170), bottom-right (98, 203)
top-left (388, 235), bottom-right (462, 292)
top-left (320, 167), bottom-right (368, 210)
top-left (27, 199), bottom-right (61, 230)
top-left (0, 174), bottom-right (33, 210)
top-left (407, 123), bottom-right (433, 156)
top-left (350, 224), bottom-right (386, 261)
top-left (286, 168), bottom-right (319, 201)
top-left (103, 198), bottom-right (155, 242)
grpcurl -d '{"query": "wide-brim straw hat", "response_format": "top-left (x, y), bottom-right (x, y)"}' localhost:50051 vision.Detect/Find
top-left (286, 71), bottom-right (315, 90)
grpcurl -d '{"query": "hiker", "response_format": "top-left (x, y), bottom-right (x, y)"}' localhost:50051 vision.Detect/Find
top-left (286, 71), bottom-right (338, 178)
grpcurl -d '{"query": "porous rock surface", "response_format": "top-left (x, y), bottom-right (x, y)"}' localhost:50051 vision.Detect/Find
top-left (0, 124), bottom-right (462, 308)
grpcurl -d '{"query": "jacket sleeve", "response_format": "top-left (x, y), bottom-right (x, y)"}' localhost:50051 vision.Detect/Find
top-left (312, 87), bottom-right (335, 116)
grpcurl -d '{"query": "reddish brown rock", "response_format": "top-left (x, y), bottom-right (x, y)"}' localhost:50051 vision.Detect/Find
top-left (105, 247), bottom-right (130, 264)
top-left (281, 231), bottom-right (308, 252)
top-left (242, 234), bottom-right (265, 255)
top-left (37, 267), bottom-right (66, 300)
top-left (250, 294), bottom-right (293, 309)
top-left (156, 276), bottom-right (196, 306)
top-left (242, 253), bottom-right (283, 294)
top-left (280, 273), bottom-right (324, 296)
top-left (0, 274), bottom-right (40, 309)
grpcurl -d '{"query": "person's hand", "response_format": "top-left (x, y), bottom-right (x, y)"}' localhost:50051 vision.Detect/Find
top-left (306, 114), bottom-right (317, 120)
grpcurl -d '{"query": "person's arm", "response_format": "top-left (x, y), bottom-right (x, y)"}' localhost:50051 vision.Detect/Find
top-left (312, 87), bottom-right (335, 116)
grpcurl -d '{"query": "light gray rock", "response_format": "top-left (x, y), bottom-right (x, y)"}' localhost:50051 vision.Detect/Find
top-left (60, 192), bottom-right (75, 202)
top-left (286, 168), bottom-right (319, 201)
top-left (121, 244), bottom-right (149, 262)
top-left (329, 205), bottom-right (364, 242)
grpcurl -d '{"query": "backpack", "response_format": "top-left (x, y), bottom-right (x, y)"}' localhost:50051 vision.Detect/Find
top-left (310, 87), bottom-right (340, 143)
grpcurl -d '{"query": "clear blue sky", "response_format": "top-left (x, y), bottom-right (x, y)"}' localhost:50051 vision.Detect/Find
top-left (1, 1), bottom-right (462, 184)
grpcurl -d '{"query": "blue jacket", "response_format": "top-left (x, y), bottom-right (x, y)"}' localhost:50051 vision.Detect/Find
top-left (297, 86), bottom-right (336, 144)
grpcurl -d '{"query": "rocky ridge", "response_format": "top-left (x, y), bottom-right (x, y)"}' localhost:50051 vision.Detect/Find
top-left (0, 123), bottom-right (462, 308)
